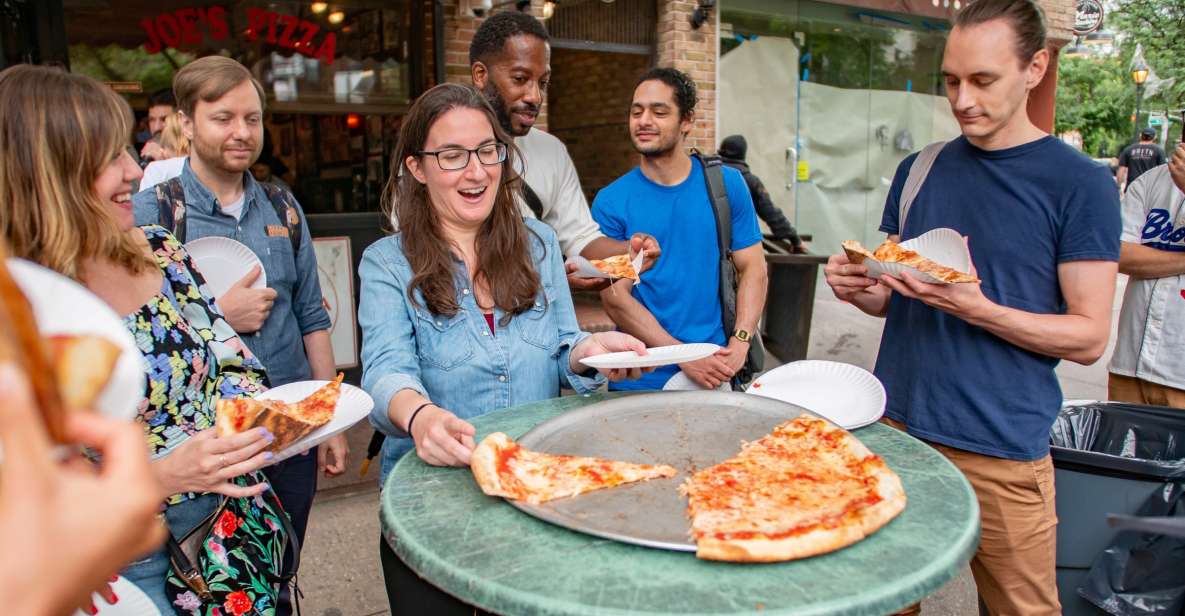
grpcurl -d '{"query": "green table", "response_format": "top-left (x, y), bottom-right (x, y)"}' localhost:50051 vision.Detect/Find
top-left (381, 393), bottom-right (980, 616)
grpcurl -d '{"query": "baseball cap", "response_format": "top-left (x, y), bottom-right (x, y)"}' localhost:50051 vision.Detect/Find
top-left (1141, 127), bottom-right (1156, 138)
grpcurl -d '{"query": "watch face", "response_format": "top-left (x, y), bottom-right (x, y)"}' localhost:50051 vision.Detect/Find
top-left (735, 330), bottom-right (751, 342)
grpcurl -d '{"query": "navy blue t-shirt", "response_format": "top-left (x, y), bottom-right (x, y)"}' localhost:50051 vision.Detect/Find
top-left (593, 158), bottom-right (762, 390)
top-left (876, 136), bottom-right (1120, 460)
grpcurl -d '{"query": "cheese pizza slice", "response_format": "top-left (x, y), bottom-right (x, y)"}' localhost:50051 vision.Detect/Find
top-left (588, 254), bottom-right (640, 282)
top-left (471, 432), bottom-right (678, 505)
top-left (47, 334), bottom-right (122, 411)
top-left (215, 374), bottom-right (342, 452)
top-left (842, 238), bottom-right (978, 284)
top-left (681, 415), bottom-right (906, 563)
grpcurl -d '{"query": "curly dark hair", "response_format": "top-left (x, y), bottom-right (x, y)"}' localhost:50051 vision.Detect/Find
top-left (636, 67), bottom-right (696, 120)
top-left (469, 11), bottom-right (550, 66)
top-left (147, 87), bottom-right (175, 108)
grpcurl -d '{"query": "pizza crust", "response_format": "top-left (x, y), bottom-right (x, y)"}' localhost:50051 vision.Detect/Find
top-left (842, 238), bottom-right (978, 283)
top-left (215, 398), bottom-right (325, 453)
top-left (470, 431), bottom-right (514, 499)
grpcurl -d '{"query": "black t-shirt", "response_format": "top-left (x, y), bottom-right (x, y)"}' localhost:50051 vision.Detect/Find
top-left (1119, 142), bottom-right (1166, 186)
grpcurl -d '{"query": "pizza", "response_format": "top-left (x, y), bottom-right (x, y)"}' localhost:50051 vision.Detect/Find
top-left (842, 238), bottom-right (978, 284)
top-left (588, 254), bottom-right (640, 282)
top-left (470, 432), bottom-right (678, 505)
top-left (681, 415), bottom-right (905, 562)
top-left (215, 373), bottom-right (343, 452)
top-left (47, 334), bottom-right (122, 411)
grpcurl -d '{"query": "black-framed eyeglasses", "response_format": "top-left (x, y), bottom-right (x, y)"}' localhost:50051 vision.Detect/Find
top-left (417, 142), bottom-right (507, 171)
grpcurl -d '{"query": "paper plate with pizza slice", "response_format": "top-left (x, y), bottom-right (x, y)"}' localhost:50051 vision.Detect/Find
top-left (8, 258), bottom-right (145, 423)
top-left (216, 374), bottom-right (374, 465)
top-left (566, 250), bottom-right (645, 283)
top-left (842, 227), bottom-right (978, 285)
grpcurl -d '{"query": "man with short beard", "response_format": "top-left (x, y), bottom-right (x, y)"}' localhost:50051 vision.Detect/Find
top-left (823, 0), bottom-right (1119, 612)
top-left (131, 57), bottom-right (348, 615)
top-left (593, 68), bottom-right (768, 391)
top-left (138, 89), bottom-right (175, 164)
top-left (468, 11), bottom-right (658, 288)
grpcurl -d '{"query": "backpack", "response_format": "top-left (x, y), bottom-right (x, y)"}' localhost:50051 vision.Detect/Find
top-left (152, 177), bottom-right (304, 254)
top-left (691, 151), bottom-right (766, 387)
top-left (897, 141), bottom-right (948, 233)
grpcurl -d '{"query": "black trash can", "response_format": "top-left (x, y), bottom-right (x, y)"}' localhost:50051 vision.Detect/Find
top-left (1050, 402), bottom-right (1185, 615)
top-left (761, 237), bottom-right (827, 363)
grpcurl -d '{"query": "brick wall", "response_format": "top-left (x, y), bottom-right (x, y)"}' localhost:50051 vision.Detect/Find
top-left (655, 0), bottom-right (716, 153)
top-left (548, 48), bottom-right (649, 202)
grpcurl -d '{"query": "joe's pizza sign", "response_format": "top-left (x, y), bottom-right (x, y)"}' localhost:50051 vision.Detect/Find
top-left (141, 7), bottom-right (338, 64)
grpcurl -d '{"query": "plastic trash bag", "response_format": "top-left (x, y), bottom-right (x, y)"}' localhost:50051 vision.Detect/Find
top-left (1051, 402), bottom-right (1185, 615)
top-left (1078, 482), bottom-right (1185, 615)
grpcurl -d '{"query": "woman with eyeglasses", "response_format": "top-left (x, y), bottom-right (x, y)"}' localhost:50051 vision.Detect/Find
top-left (359, 83), bottom-right (648, 614)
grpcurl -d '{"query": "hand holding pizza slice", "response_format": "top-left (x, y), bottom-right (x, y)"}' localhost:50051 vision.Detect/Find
top-left (215, 373), bottom-right (344, 453)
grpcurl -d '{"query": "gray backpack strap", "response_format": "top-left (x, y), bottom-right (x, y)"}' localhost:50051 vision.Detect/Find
top-left (898, 141), bottom-right (947, 233)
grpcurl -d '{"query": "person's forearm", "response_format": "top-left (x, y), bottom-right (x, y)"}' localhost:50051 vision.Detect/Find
top-left (580, 236), bottom-right (629, 260)
top-left (734, 263), bottom-right (768, 334)
top-left (599, 282), bottom-right (680, 347)
top-left (961, 302), bottom-right (1110, 364)
top-left (1117, 167), bottom-right (1128, 189)
top-left (388, 388), bottom-right (431, 435)
top-left (1118, 242), bottom-right (1185, 279)
top-left (303, 330), bottom-right (336, 380)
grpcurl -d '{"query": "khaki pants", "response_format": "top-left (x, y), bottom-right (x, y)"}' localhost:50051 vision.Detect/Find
top-left (884, 419), bottom-right (1060, 616)
top-left (1108, 373), bottom-right (1185, 408)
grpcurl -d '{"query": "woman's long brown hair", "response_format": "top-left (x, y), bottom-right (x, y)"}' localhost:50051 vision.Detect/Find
top-left (381, 83), bottom-right (540, 320)
top-left (0, 65), bottom-right (151, 279)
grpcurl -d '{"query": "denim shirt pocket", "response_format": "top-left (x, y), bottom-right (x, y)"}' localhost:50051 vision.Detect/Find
top-left (415, 309), bottom-right (475, 370)
top-left (264, 236), bottom-right (297, 291)
top-left (515, 284), bottom-right (559, 352)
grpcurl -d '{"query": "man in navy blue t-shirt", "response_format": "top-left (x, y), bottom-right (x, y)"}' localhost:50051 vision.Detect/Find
top-left (825, 1), bottom-right (1119, 614)
top-left (593, 68), bottom-right (766, 391)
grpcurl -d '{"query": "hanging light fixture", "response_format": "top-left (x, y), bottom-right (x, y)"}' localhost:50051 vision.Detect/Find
top-left (311, 2), bottom-right (329, 13)
top-left (328, 9), bottom-right (345, 25)
top-left (542, 0), bottom-right (557, 19)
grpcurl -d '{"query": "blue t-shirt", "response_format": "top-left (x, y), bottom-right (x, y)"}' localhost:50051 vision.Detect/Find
top-left (876, 136), bottom-right (1120, 461)
top-left (592, 157), bottom-right (762, 390)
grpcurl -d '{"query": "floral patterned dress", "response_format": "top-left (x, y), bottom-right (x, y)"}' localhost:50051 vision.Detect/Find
top-left (125, 225), bottom-right (270, 504)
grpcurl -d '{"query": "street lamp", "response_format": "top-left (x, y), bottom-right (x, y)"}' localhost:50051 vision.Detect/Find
top-left (1131, 58), bottom-right (1150, 142)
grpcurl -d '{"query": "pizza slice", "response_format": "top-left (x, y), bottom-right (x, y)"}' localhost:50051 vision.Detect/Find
top-left (842, 238), bottom-right (978, 284)
top-left (588, 254), bottom-right (640, 282)
top-left (215, 374), bottom-right (342, 452)
top-left (471, 432), bottom-right (678, 505)
top-left (681, 415), bottom-right (905, 563)
top-left (47, 334), bottom-right (122, 411)
top-left (0, 252), bottom-right (67, 442)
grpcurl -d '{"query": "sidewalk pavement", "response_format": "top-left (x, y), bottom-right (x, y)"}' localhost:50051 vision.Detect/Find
top-left (296, 276), bottom-right (1129, 615)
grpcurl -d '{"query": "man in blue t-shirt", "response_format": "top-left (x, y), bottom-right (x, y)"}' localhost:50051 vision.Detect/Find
top-left (824, 1), bottom-right (1119, 614)
top-left (593, 68), bottom-right (766, 391)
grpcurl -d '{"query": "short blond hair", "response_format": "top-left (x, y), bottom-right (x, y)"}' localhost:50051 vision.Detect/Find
top-left (173, 56), bottom-right (266, 117)
top-left (0, 65), bottom-right (151, 279)
top-left (159, 112), bottom-right (190, 157)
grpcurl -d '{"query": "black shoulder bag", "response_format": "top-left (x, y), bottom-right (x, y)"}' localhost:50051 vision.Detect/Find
top-left (693, 152), bottom-right (765, 387)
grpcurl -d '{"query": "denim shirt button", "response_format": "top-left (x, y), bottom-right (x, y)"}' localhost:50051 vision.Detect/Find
top-left (498, 375), bottom-right (507, 382)
top-left (462, 288), bottom-right (470, 295)
top-left (435, 320), bottom-right (443, 327)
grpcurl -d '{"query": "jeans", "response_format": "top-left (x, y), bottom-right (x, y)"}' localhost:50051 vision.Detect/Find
top-left (122, 493), bottom-right (220, 612)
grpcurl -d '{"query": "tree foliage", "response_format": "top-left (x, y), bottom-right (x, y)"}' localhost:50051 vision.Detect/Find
top-left (1055, 54), bottom-right (1136, 157)
top-left (1110, 0), bottom-right (1185, 108)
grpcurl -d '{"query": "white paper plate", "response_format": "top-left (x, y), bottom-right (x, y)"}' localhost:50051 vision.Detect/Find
top-left (256, 379), bottom-right (374, 464)
top-left (184, 237), bottom-right (266, 298)
top-left (74, 576), bottom-right (161, 616)
top-left (862, 227), bottom-right (972, 285)
top-left (565, 250), bottom-right (646, 281)
top-left (579, 343), bottom-right (720, 370)
top-left (747, 360), bottom-right (886, 429)
top-left (662, 370), bottom-right (730, 391)
top-left (9, 259), bottom-right (144, 422)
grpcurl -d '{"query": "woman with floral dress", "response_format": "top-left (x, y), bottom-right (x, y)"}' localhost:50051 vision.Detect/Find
top-left (0, 65), bottom-right (277, 612)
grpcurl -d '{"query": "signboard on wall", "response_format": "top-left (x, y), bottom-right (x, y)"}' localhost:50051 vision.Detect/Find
top-left (140, 7), bottom-right (337, 63)
top-left (1073, 0), bottom-right (1104, 36)
top-left (313, 236), bottom-right (358, 369)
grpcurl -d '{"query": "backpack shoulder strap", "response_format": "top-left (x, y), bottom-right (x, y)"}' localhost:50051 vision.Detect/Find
top-left (521, 181), bottom-right (546, 221)
top-left (898, 140), bottom-right (947, 234)
top-left (259, 183), bottom-right (303, 254)
top-left (154, 177), bottom-right (188, 242)
top-left (694, 152), bottom-right (733, 257)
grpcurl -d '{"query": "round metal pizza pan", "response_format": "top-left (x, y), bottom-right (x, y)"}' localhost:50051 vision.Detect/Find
top-left (510, 391), bottom-right (821, 552)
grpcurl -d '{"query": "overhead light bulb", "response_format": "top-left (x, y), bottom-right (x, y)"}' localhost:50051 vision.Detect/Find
top-left (328, 10), bottom-right (345, 24)
top-left (953, 0), bottom-right (961, 8)
top-left (542, 0), bottom-right (556, 19)
top-left (311, 2), bottom-right (329, 13)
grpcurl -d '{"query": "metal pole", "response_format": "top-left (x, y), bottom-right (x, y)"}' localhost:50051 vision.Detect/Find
top-left (1133, 82), bottom-right (1145, 143)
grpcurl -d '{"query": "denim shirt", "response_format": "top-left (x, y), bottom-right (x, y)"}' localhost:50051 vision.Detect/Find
top-left (360, 219), bottom-right (602, 483)
top-left (132, 160), bottom-right (331, 387)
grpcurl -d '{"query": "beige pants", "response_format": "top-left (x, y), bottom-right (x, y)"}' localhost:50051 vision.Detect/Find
top-left (1108, 373), bottom-right (1185, 408)
top-left (884, 419), bottom-right (1060, 616)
